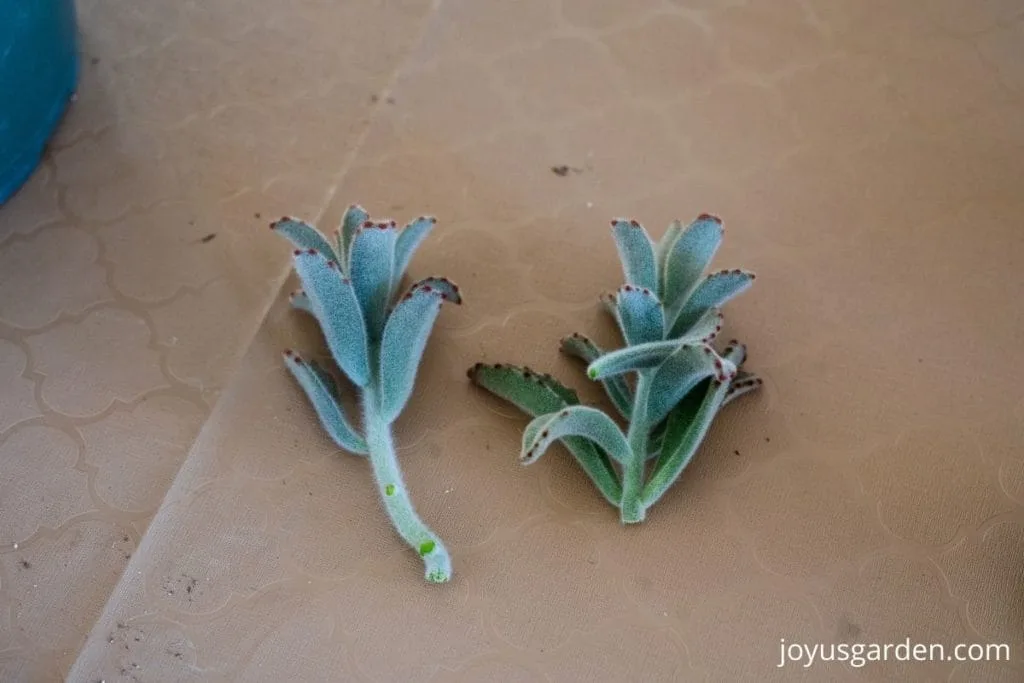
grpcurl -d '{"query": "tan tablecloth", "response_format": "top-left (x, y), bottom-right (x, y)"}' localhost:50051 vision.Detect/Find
top-left (2, 1), bottom-right (1023, 681)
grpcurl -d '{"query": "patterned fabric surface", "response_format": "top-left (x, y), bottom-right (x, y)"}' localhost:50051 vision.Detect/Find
top-left (1, 1), bottom-right (1023, 681)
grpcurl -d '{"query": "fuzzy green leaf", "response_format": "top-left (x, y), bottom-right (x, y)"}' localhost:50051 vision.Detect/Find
top-left (378, 278), bottom-right (460, 422)
top-left (518, 418), bottom-right (626, 502)
top-left (283, 350), bottom-right (368, 454)
top-left (669, 269), bottom-right (755, 336)
top-left (611, 219), bottom-right (658, 291)
top-left (521, 406), bottom-right (631, 466)
top-left (647, 421), bottom-right (667, 460)
top-left (647, 343), bottom-right (735, 426)
top-left (518, 408), bottom-right (623, 507)
top-left (658, 382), bottom-right (709, 457)
top-left (467, 363), bottom-right (578, 416)
top-left (643, 377), bottom-right (731, 508)
top-left (522, 415), bottom-right (548, 455)
top-left (559, 333), bottom-right (632, 419)
top-left (536, 373), bottom-right (580, 406)
top-left (662, 214), bottom-right (724, 312)
top-left (470, 362), bottom-right (622, 505)
top-left (616, 286), bottom-right (665, 345)
top-left (677, 307), bottom-right (723, 343)
top-left (395, 276), bottom-right (462, 306)
top-left (337, 204), bottom-right (369, 271)
top-left (723, 371), bottom-right (763, 406)
top-left (722, 338), bottom-right (747, 368)
top-left (272, 217), bottom-right (339, 262)
top-left (655, 219), bottom-right (686, 299)
top-left (306, 358), bottom-right (338, 398)
top-left (586, 339), bottom-right (683, 380)
top-left (393, 216), bottom-right (436, 291)
top-left (600, 292), bottom-right (624, 336)
top-left (349, 222), bottom-right (399, 340)
top-left (292, 249), bottom-right (371, 387)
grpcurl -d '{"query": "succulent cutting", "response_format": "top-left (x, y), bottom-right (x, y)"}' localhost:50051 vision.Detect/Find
top-left (469, 214), bottom-right (761, 523)
top-left (273, 205), bottom-right (457, 582)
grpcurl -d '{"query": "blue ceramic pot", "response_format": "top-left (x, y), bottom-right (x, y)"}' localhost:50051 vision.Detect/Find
top-left (0, 0), bottom-right (79, 204)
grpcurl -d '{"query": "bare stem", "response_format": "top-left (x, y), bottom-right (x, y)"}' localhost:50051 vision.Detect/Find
top-left (362, 385), bottom-right (451, 583)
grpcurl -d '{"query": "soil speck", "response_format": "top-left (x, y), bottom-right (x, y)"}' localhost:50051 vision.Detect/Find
top-left (200, 233), bottom-right (217, 244)
top-left (19, 559), bottom-right (30, 569)
top-left (551, 165), bottom-right (582, 176)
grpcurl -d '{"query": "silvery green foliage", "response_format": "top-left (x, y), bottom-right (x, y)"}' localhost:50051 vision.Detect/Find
top-left (469, 214), bottom-right (761, 523)
top-left (273, 206), bottom-right (457, 582)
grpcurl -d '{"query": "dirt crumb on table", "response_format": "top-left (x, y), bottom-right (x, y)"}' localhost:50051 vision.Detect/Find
top-left (551, 164), bottom-right (583, 176)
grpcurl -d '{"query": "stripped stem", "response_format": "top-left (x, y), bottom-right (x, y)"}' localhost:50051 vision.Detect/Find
top-left (362, 384), bottom-right (451, 583)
